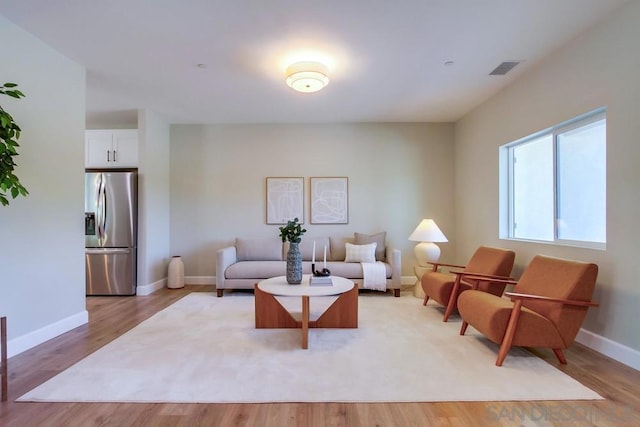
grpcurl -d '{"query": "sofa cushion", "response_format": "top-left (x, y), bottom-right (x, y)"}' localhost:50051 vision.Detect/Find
top-left (236, 238), bottom-right (283, 261)
top-left (354, 231), bottom-right (386, 261)
top-left (330, 236), bottom-right (354, 261)
top-left (225, 261), bottom-right (286, 279)
top-left (344, 242), bottom-right (377, 263)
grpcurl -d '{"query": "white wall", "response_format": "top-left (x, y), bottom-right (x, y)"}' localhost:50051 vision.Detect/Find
top-left (170, 123), bottom-right (455, 278)
top-left (137, 109), bottom-right (171, 294)
top-left (0, 15), bottom-right (87, 357)
top-left (454, 1), bottom-right (640, 368)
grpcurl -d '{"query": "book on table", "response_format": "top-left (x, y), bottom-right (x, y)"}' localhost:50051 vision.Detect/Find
top-left (310, 275), bottom-right (333, 286)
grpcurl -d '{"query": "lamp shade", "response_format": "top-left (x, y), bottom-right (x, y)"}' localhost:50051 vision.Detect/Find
top-left (286, 61), bottom-right (329, 93)
top-left (408, 219), bottom-right (448, 243)
top-left (409, 219), bottom-right (448, 266)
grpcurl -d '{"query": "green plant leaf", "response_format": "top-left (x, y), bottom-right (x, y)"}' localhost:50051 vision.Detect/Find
top-left (277, 217), bottom-right (307, 242)
top-left (6, 90), bottom-right (23, 99)
top-left (0, 81), bottom-right (27, 206)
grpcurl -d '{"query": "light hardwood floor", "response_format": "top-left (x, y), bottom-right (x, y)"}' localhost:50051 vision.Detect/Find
top-left (1, 285), bottom-right (638, 426)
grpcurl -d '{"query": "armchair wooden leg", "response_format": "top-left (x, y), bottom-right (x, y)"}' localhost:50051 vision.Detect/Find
top-left (443, 275), bottom-right (463, 322)
top-left (496, 300), bottom-right (523, 367)
top-left (216, 288), bottom-right (224, 297)
top-left (496, 346), bottom-right (510, 367)
top-left (443, 297), bottom-right (456, 322)
top-left (443, 303), bottom-right (454, 322)
top-left (422, 295), bottom-right (429, 306)
top-left (460, 321), bottom-right (468, 335)
top-left (553, 348), bottom-right (568, 364)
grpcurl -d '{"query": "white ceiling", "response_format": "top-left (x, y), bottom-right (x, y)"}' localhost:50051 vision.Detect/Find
top-left (0, 0), bottom-right (629, 125)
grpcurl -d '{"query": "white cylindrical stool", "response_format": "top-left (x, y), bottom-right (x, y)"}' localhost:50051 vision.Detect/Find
top-left (413, 265), bottom-right (431, 298)
top-left (168, 256), bottom-right (185, 289)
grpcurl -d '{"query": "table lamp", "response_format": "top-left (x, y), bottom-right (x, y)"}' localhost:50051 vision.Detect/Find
top-left (408, 219), bottom-right (448, 266)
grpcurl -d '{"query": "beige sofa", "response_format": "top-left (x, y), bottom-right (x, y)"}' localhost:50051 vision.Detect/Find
top-left (216, 233), bottom-right (402, 297)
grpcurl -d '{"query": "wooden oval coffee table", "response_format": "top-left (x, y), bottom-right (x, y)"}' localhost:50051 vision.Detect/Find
top-left (255, 275), bottom-right (358, 349)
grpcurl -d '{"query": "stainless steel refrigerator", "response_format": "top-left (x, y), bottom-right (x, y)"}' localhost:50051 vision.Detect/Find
top-left (85, 169), bottom-right (137, 295)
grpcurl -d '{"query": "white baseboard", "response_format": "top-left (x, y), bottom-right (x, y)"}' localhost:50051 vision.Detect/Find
top-left (136, 278), bottom-right (167, 295)
top-left (7, 310), bottom-right (88, 358)
top-left (136, 276), bottom-right (215, 295)
top-left (576, 328), bottom-right (640, 371)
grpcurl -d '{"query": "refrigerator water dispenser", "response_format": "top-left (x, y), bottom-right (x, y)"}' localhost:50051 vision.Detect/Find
top-left (85, 212), bottom-right (96, 235)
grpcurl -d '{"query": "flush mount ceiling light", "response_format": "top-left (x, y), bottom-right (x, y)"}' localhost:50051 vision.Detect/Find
top-left (285, 61), bottom-right (329, 93)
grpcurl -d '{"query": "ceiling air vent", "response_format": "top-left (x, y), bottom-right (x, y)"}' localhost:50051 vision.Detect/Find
top-left (489, 61), bottom-right (521, 76)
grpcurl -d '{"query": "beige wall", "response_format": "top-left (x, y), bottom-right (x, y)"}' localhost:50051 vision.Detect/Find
top-left (170, 123), bottom-right (455, 278)
top-left (0, 15), bottom-right (87, 356)
top-left (454, 1), bottom-right (640, 361)
top-left (138, 109), bottom-right (171, 289)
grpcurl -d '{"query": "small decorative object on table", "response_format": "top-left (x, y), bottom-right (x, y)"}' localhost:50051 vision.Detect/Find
top-left (310, 239), bottom-right (332, 286)
top-left (310, 274), bottom-right (333, 286)
top-left (279, 217), bottom-right (306, 284)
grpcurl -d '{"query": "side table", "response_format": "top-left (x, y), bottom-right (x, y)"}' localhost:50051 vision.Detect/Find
top-left (255, 275), bottom-right (357, 349)
top-left (413, 265), bottom-right (432, 299)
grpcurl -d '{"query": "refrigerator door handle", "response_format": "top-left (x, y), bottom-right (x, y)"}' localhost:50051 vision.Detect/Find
top-left (86, 248), bottom-right (131, 255)
top-left (95, 174), bottom-right (102, 242)
top-left (96, 173), bottom-right (107, 246)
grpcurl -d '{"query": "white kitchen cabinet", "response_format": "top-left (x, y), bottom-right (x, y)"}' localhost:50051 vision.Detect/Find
top-left (86, 129), bottom-right (138, 168)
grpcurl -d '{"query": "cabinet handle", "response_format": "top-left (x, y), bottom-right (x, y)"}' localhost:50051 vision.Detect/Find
top-left (107, 151), bottom-right (110, 162)
top-left (113, 150), bottom-right (117, 162)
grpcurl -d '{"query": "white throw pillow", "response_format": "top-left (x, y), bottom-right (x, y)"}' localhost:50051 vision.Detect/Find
top-left (344, 242), bottom-right (377, 263)
top-left (354, 231), bottom-right (386, 261)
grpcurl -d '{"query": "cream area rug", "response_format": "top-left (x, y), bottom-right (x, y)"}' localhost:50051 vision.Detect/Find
top-left (18, 292), bottom-right (601, 403)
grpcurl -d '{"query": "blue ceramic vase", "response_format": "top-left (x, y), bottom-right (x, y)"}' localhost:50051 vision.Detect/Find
top-left (286, 242), bottom-right (303, 284)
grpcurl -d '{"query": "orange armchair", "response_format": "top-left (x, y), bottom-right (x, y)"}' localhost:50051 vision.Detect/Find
top-left (457, 255), bottom-right (599, 366)
top-left (421, 246), bottom-right (515, 321)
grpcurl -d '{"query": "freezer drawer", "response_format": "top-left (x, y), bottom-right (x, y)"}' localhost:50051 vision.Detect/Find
top-left (86, 248), bottom-right (137, 295)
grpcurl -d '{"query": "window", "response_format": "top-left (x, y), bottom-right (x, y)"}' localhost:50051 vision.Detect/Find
top-left (500, 108), bottom-right (606, 249)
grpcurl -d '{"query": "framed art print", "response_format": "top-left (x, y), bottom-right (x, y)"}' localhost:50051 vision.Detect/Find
top-left (266, 177), bottom-right (304, 224)
top-left (310, 177), bottom-right (348, 224)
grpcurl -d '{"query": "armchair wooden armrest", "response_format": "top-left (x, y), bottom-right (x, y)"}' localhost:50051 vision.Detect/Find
top-left (453, 272), bottom-right (516, 292)
top-left (452, 271), bottom-right (516, 284)
top-left (504, 292), bottom-right (599, 307)
top-left (427, 261), bottom-right (467, 272)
